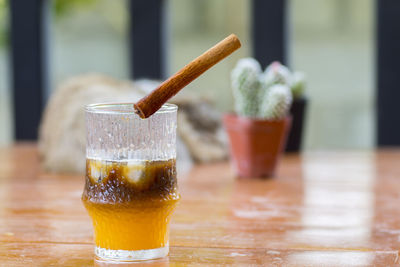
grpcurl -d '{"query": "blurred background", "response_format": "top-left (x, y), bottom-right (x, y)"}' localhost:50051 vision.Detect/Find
top-left (0, 0), bottom-right (395, 150)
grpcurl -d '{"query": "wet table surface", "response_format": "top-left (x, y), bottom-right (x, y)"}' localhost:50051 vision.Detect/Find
top-left (1, 144), bottom-right (400, 266)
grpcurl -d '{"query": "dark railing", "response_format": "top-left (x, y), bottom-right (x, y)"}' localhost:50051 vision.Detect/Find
top-left (9, 0), bottom-right (399, 146)
top-left (129, 0), bottom-right (166, 80)
top-left (376, 0), bottom-right (400, 146)
top-left (10, 0), bottom-right (46, 140)
top-left (252, 0), bottom-right (287, 68)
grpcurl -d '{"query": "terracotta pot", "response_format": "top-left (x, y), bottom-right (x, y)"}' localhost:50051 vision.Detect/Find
top-left (223, 114), bottom-right (292, 178)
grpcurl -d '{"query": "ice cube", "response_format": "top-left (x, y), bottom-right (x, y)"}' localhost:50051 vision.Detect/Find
top-left (124, 161), bottom-right (146, 184)
top-left (89, 160), bottom-right (109, 183)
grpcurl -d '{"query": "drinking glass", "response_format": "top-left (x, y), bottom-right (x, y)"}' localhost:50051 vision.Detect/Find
top-left (82, 103), bottom-right (179, 261)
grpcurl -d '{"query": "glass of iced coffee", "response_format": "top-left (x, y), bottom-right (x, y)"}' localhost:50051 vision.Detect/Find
top-left (82, 103), bottom-right (179, 261)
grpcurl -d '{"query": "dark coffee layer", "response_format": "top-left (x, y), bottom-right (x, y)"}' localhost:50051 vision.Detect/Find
top-left (82, 159), bottom-right (178, 203)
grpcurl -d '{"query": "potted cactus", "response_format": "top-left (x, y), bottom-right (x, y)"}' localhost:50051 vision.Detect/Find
top-left (263, 61), bottom-right (307, 152)
top-left (223, 58), bottom-right (293, 178)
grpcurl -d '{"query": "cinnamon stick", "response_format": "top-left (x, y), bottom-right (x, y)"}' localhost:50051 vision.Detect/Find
top-left (134, 34), bottom-right (241, 118)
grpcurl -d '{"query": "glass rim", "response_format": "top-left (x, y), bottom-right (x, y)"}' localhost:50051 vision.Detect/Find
top-left (85, 102), bottom-right (177, 115)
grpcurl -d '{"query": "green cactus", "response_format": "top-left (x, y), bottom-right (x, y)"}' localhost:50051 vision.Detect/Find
top-left (231, 58), bottom-right (262, 117)
top-left (231, 58), bottom-right (297, 120)
top-left (259, 84), bottom-right (292, 120)
top-left (263, 61), bottom-right (306, 99)
top-left (291, 71), bottom-right (306, 99)
top-left (262, 61), bottom-right (292, 87)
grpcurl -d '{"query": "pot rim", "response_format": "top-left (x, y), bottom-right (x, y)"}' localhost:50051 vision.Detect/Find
top-left (223, 113), bottom-right (292, 123)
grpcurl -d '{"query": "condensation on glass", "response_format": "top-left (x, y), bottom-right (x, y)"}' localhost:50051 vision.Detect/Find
top-left (86, 103), bottom-right (177, 161)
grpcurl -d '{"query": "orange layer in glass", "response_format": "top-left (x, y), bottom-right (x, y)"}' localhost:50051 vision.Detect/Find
top-left (83, 200), bottom-right (178, 250)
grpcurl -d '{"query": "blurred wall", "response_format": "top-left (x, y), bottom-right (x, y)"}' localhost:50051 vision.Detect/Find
top-left (169, 0), bottom-right (251, 112)
top-left (289, 0), bottom-right (374, 149)
top-left (49, 0), bottom-right (130, 100)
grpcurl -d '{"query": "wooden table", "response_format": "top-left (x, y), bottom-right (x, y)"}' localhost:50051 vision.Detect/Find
top-left (1, 144), bottom-right (400, 266)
